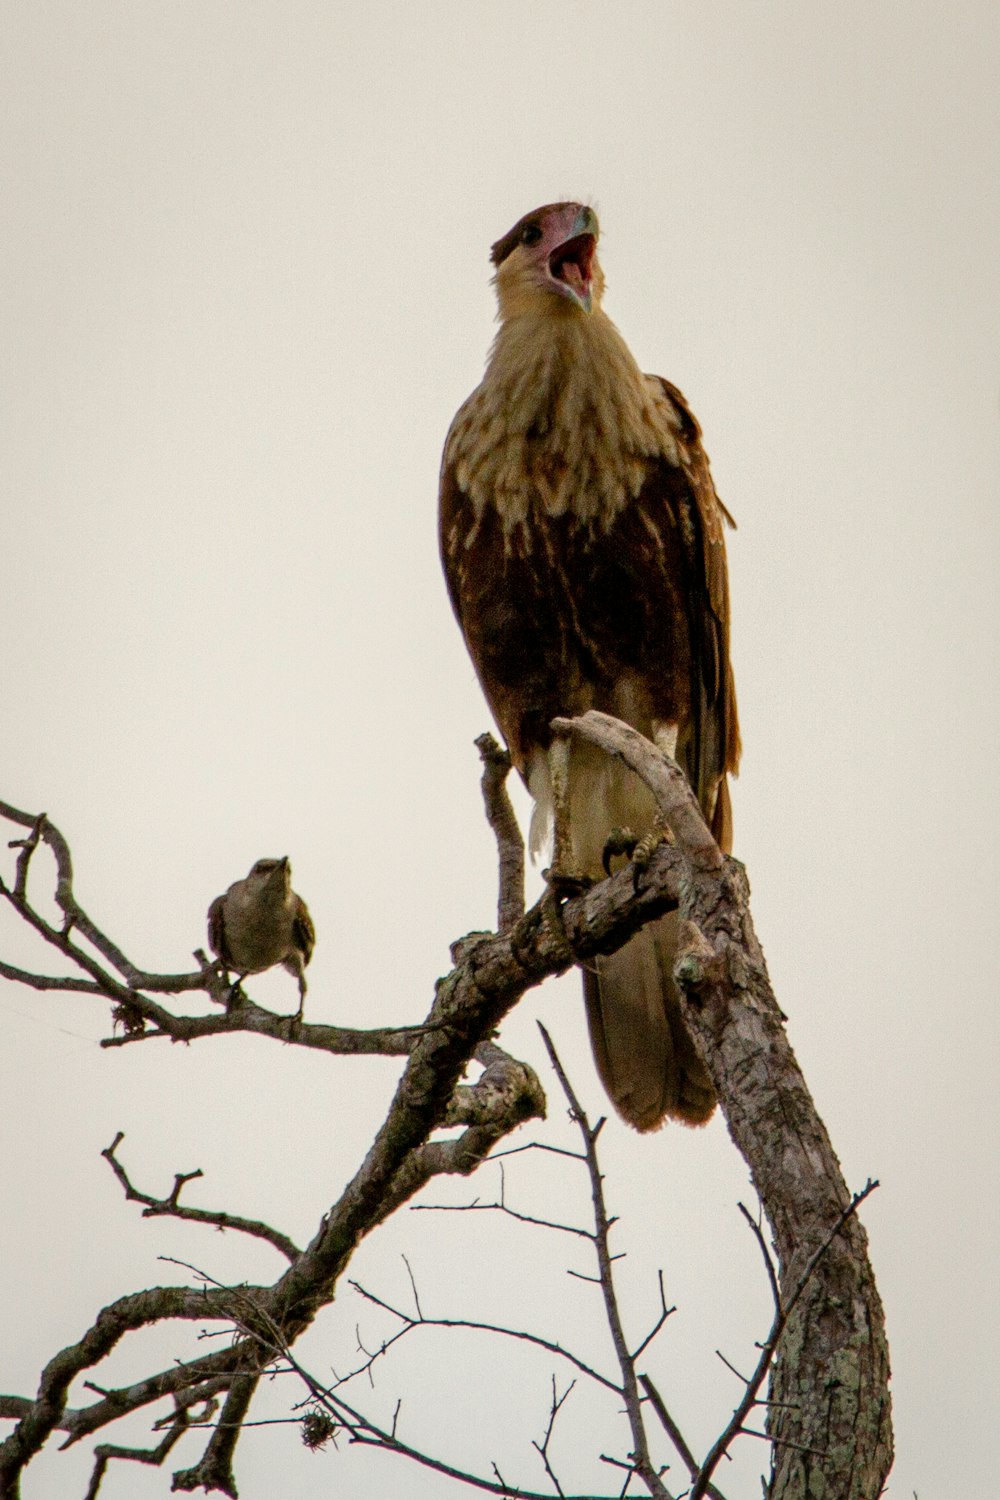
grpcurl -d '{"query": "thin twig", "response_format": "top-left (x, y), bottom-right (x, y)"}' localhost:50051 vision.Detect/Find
top-left (538, 1023), bottom-right (674, 1500)
top-left (102, 1133), bottom-right (301, 1261)
top-left (412, 1197), bottom-right (594, 1239)
top-left (280, 1341), bottom-right (625, 1500)
top-left (345, 1276), bottom-right (621, 1394)
top-left (491, 1141), bottom-right (588, 1164)
top-left (630, 1271), bottom-right (676, 1362)
top-left (531, 1375), bottom-right (576, 1497)
top-left (640, 1377), bottom-right (728, 1500)
top-left (736, 1202), bottom-right (780, 1312)
top-left (0, 959), bottom-right (105, 995)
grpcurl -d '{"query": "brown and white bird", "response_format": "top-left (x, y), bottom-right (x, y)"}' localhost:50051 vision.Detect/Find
top-left (439, 202), bottom-right (740, 1131)
top-left (207, 857), bottom-right (315, 1018)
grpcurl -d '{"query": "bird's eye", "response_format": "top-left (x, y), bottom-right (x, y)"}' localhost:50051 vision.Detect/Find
top-left (520, 223), bottom-right (542, 247)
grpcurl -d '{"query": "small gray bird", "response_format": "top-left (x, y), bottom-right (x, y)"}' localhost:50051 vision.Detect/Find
top-left (207, 857), bottom-right (315, 1018)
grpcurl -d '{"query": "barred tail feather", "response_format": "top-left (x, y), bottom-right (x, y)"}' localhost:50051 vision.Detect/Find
top-left (583, 912), bottom-right (715, 1131)
top-left (529, 742), bottom-right (716, 1130)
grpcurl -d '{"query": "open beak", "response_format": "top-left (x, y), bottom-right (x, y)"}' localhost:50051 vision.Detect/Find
top-left (549, 231), bottom-right (596, 312)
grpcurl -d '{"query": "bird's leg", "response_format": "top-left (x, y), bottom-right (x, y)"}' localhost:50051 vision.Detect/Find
top-left (549, 730), bottom-right (572, 877)
top-left (545, 732), bottom-right (590, 895)
top-left (541, 732), bottom-right (591, 963)
top-left (280, 953), bottom-right (308, 1025)
top-left (293, 974), bottom-right (307, 1024)
top-left (227, 973), bottom-right (247, 1008)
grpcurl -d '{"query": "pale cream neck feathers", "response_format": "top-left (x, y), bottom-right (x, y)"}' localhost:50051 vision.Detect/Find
top-left (445, 307), bottom-right (684, 546)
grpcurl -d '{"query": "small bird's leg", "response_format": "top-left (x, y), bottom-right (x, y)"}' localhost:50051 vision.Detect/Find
top-left (281, 953), bottom-right (308, 1024)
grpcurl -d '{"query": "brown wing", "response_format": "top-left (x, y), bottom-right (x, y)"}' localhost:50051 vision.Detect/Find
top-left (207, 895), bottom-right (229, 964)
top-left (293, 897), bottom-right (315, 966)
top-left (440, 454), bottom-right (577, 774)
top-left (440, 389), bottom-right (739, 843)
top-left (649, 377), bottom-right (740, 845)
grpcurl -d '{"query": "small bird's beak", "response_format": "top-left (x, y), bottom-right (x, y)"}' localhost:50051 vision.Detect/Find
top-left (265, 857), bottom-right (291, 891)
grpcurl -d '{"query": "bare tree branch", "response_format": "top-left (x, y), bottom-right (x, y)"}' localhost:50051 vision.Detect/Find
top-left (82, 1394), bottom-right (209, 1500)
top-left (172, 1373), bottom-right (258, 1497)
top-left (552, 712), bottom-right (893, 1500)
top-left (476, 733), bottom-right (525, 931)
top-left (1, 801), bottom-right (204, 994)
top-left (341, 1271), bottom-right (621, 1396)
top-left (0, 769), bottom-right (569, 1492)
top-left (284, 1346), bottom-right (628, 1500)
top-left (0, 717), bottom-right (892, 1497)
top-left (531, 1375), bottom-right (575, 1496)
top-left (639, 1378), bottom-right (729, 1500)
top-left (0, 959), bottom-right (105, 995)
top-left (630, 1272), bottom-right (676, 1363)
top-left (101, 1133), bottom-right (302, 1261)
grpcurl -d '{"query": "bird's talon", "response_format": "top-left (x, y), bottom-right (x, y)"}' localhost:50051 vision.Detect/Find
top-left (630, 822), bottom-right (674, 890)
top-left (602, 826), bottom-right (639, 876)
top-left (542, 866), bottom-right (592, 898)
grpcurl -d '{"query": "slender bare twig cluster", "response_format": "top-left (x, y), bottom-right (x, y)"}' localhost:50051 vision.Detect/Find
top-left (230, 1028), bottom-right (873, 1499)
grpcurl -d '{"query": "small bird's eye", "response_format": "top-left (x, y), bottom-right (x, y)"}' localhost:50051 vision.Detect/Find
top-left (520, 223), bottom-right (542, 247)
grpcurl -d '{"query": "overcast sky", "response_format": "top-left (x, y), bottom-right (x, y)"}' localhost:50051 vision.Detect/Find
top-left (2, 4), bottom-right (998, 1497)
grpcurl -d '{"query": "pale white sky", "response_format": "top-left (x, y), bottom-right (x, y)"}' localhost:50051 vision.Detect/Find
top-left (2, 4), bottom-right (998, 1496)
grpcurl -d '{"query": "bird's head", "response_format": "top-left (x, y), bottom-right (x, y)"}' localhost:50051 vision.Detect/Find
top-left (491, 202), bottom-right (602, 322)
top-left (249, 857), bottom-right (291, 896)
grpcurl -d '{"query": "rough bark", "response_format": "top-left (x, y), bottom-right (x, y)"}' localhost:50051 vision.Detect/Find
top-left (554, 712), bottom-right (893, 1500)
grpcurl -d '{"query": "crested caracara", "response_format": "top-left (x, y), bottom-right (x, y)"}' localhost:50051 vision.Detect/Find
top-left (440, 202), bottom-right (739, 1130)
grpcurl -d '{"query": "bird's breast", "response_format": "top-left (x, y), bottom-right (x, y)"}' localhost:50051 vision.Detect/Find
top-left (447, 367), bottom-right (686, 551)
